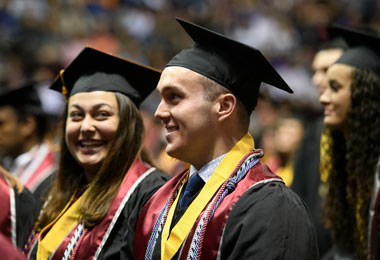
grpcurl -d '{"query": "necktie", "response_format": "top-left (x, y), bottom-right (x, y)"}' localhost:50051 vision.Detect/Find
top-left (179, 173), bottom-right (205, 209)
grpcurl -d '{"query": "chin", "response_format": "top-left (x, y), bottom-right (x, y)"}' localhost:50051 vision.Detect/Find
top-left (165, 146), bottom-right (185, 161)
top-left (324, 121), bottom-right (346, 131)
top-left (77, 156), bottom-right (104, 169)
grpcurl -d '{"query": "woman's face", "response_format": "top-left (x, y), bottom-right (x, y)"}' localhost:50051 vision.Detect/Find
top-left (65, 91), bottom-right (119, 177)
top-left (319, 63), bottom-right (353, 130)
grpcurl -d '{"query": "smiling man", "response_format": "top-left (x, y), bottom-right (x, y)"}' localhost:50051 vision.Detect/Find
top-left (133, 18), bottom-right (318, 260)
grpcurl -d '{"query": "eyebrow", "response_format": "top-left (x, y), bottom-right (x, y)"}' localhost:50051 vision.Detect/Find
top-left (69, 103), bottom-right (114, 110)
top-left (157, 85), bottom-right (180, 95)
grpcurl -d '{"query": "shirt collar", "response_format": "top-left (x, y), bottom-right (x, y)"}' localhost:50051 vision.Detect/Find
top-left (189, 153), bottom-right (227, 183)
top-left (7, 144), bottom-right (40, 174)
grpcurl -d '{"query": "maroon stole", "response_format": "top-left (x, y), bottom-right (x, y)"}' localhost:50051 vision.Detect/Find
top-left (27, 157), bottom-right (155, 260)
top-left (134, 151), bottom-right (282, 260)
top-left (0, 173), bottom-right (16, 246)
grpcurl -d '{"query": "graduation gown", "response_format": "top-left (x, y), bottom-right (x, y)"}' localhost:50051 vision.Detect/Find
top-left (134, 150), bottom-right (319, 260)
top-left (0, 233), bottom-right (27, 260)
top-left (2, 143), bottom-right (58, 209)
top-left (0, 172), bottom-right (37, 249)
top-left (25, 158), bottom-right (169, 260)
top-left (291, 116), bottom-right (331, 257)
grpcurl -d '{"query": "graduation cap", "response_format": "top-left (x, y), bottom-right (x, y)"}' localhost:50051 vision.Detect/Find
top-left (329, 24), bottom-right (380, 76)
top-left (50, 47), bottom-right (161, 107)
top-left (0, 81), bottom-right (41, 110)
top-left (317, 26), bottom-right (348, 51)
top-left (166, 18), bottom-right (293, 113)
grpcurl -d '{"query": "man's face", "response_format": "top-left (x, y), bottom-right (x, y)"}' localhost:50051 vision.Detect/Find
top-left (0, 106), bottom-right (24, 157)
top-left (155, 66), bottom-right (218, 168)
top-left (312, 48), bottom-right (344, 93)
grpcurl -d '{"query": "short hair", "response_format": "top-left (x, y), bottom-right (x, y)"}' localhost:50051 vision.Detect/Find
top-left (198, 74), bottom-right (250, 128)
top-left (13, 105), bottom-right (47, 141)
top-left (0, 88), bottom-right (48, 141)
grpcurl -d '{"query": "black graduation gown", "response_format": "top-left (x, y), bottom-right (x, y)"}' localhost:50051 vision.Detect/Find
top-left (28, 168), bottom-right (169, 260)
top-left (32, 171), bottom-right (56, 215)
top-left (15, 186), bottom-right (37, 249)
top-left (98, 169), bottom-right (169, 259)
top-left (152, 181), bottom-right (319, 259)
top-left (291, 115), bottom-right (331, 257)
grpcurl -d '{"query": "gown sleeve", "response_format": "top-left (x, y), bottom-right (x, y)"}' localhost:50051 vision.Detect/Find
top-left (221, 181), bottom-right (319, 260)
top-left (15, 186), bottom-right (37, 249)
top-left (0, 233), bottom-right (27, 260)
top-left (98, 169), bottom-right (170, 260)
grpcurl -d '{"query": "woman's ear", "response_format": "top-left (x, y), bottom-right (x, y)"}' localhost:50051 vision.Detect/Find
top-left (216, 93), bottom-right (236, 122)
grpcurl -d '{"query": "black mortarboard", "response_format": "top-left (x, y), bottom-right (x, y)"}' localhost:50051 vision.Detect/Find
top-left (166, 18), bottom-right (293, 113)
top-left (0, 82), bottom-right (41, 110)
top-left (50, 47), bottom-right (161, 106)
top-left (329, 25), bottom-right (380, 77)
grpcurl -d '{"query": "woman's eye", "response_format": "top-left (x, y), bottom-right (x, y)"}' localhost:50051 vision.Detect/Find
top-left (330, 81), bottom-right (340, 92)
top-left (69, 111), bottom-right (83, 120)
top-left (95, 111), bottom-right (111, 119)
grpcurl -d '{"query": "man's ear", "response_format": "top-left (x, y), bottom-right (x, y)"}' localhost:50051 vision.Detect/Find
top-left (20, 115), bottom-right (37, 138)
top-left (216, 93), bottom-right (236, 122)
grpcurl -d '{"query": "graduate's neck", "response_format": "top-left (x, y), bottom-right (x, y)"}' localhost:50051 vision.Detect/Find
top-left (191, 131), bottom-right (247, 170)
top-left (83, 165), bottom-right (100, 183)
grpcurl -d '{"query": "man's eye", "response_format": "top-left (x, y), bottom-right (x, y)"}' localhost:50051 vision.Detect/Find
top-left (170, 93), bottom-right (181, 100)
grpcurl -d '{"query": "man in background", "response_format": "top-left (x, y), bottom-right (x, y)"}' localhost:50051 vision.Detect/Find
top-left (0, 82), bottom-right (58, 207)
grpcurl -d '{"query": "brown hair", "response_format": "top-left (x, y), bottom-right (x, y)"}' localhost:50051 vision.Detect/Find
top-left (198, 75), bottom-right (250, 128)
top-left (0, 166), bottom-right (24, 193)
top-left (35, 92), bottom-right (144, 229)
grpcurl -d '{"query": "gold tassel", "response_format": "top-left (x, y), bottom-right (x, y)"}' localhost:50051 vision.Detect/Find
top-left (59, 69), bottom-right (68, 97)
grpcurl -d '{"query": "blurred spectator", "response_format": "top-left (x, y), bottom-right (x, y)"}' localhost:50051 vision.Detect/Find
top-left (0, 82), bottom-right (58, 210)
top-left (274, 117), bottom-right (304, 187)
top-left (0, 166), bottom-right (36, 249)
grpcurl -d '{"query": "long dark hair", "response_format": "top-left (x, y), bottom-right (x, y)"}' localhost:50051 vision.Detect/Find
top-left (35, 92), bottom-right (144, 229)
top-left (322, 68), bottom-right (380, 259)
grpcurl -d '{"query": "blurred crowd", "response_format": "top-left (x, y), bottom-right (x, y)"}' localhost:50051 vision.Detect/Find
top-left (0, 0), bottom-right (379, 177)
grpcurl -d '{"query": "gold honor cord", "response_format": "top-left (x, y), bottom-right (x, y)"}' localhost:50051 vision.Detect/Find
top-left (161, 133), bottom-right (254, 260)
top-left (37, 194), bottom-right (83, 260)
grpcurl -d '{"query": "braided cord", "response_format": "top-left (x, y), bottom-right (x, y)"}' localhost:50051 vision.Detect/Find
top-left (145, 197), bottom-right (171, 260)
top-left (62, 223), bottom-right (84, 260)
top-left (145, 179), bottom-right (185, 260)
top-left (188, 155), bottom-right (260, 260)
top-left (23, 229), bottom-right (36, 255)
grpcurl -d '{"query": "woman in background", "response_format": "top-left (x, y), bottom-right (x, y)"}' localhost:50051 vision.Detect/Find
top-left (24, 47), bottom-right (169, 260)
top-left (319, 26), bottom-right (380, 260)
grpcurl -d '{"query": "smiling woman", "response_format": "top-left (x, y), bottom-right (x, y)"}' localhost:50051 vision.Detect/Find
top-left (320, 63), bottom-right (353, 131)
top-left (24, 47), bottom-right (169, 260)
top-left (65, 91), bottom-right (120, 181)
top-left (320, 26), bottom-right (380, 260)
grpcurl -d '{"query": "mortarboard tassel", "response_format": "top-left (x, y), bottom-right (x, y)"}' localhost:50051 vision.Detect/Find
top-left (59, 69), bottom-right (68, 98)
